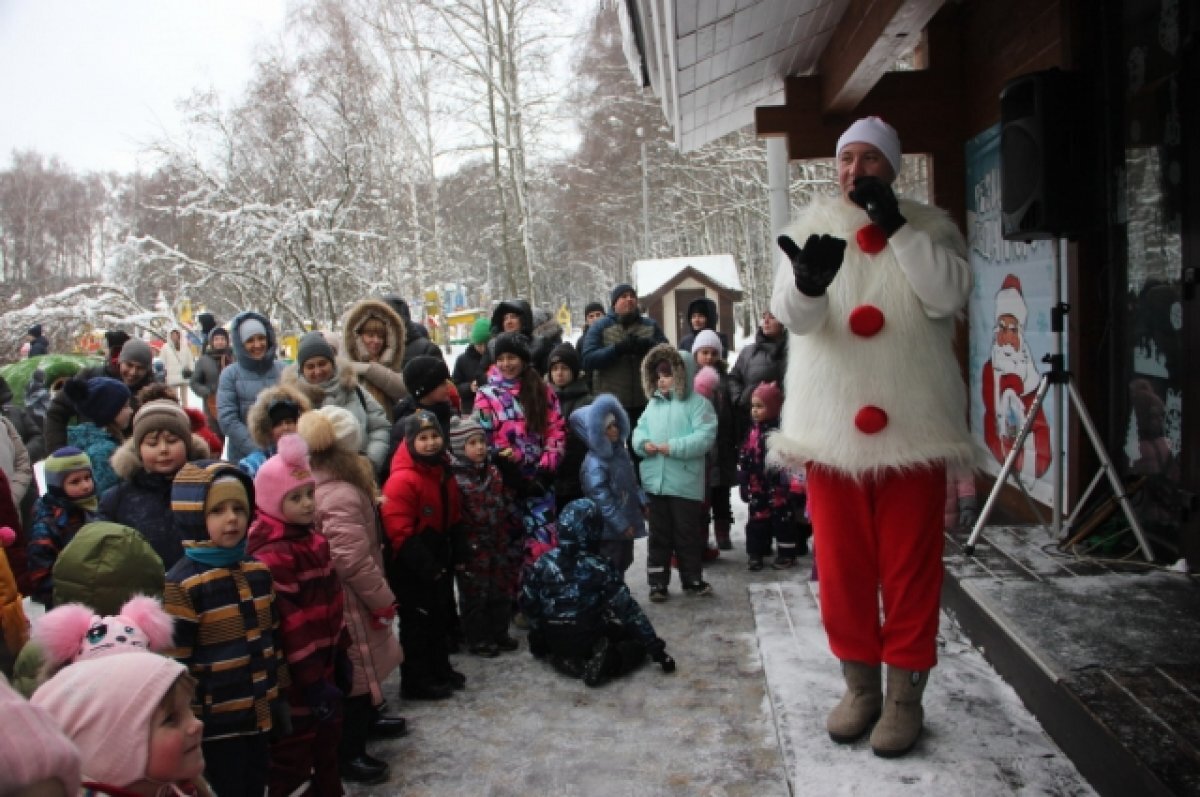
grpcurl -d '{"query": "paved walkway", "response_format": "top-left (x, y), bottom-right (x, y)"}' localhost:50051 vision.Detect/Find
top-left (351, 502), bottom-right (1094, 796)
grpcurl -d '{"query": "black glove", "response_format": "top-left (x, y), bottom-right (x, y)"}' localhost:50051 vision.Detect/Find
top-left (849, 176), bottom-right (906, 236)
top-left (182, 368), bottom-right (193, 379)
top-left (648, 637), bottom-right (677, 673)
top-left (634, 336), bottom-right (656, 355)
top-left (778, 234), bottom-right (847, 297)
top-left (614, 337), bottom-right (636, 355)
top-left (304, 679), bottom-right (341, 725)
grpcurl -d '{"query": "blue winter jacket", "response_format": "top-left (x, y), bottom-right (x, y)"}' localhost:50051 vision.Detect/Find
top-left (518, 498), bottom-right (659, 646)
top-left (631, 346), bottom-right (717, 502)
top-left (66, 423), bottom-right (121, 496)
top-left (98, 470), bottom-right (183, 570)
top-left (571, 394), bottom-right (647, 541)
top-left (217, 311), bottom-right (284, 462)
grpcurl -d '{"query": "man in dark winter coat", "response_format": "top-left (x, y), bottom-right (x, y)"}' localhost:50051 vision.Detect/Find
top-left (677, 297), bottom-right (730, 353)
top-left (25, 325), bottom-right (49, 358)
top-left (382, 294), bottom-right (445, 366)
top-left (520, 498), bottom-right (675, 687)
top-left (43, 337), bottom-right (159, 451)
top-left (580, 284), bottom-right (667, 434)
top-left (728, 310), bottom-right (789, 444)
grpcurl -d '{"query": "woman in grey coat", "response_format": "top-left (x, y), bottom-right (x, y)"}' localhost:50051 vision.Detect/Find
top-left (285, 331), bottom-right (392, 477)
top-left (217, 311), bottom-right (285, 462)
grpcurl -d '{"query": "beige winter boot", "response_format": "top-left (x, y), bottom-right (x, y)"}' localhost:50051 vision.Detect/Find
top-left (826, 661), bottom-right (882, 743)
top-left (870, 667), bottom-right (928, 757)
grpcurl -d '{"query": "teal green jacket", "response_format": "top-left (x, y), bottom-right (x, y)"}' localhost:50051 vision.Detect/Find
top-left (632, 345), bottom-right (716, 502)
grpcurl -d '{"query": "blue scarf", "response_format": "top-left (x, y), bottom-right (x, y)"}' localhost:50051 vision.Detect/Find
top-left (184, 539), bottom-right (247, 568)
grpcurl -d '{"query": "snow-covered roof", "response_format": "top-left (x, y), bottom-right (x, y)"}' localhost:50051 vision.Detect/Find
top-left (632, 254), bottom-right (742, 297)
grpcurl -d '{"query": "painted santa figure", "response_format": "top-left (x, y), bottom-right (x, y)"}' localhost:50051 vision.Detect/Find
top-left (769, 116), bottom-right (975, 758)
top-left (980, 274), bottom-right (1051, 487)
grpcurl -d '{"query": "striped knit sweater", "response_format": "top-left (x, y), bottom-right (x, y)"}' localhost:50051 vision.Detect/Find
top-left (246, 512), bottom-right (347, 715)
top-left (164, 556), bottom-right (289, 740)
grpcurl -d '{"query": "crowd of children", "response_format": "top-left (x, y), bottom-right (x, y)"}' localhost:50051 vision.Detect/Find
top-left (0, 298), bottom-right (826, 795)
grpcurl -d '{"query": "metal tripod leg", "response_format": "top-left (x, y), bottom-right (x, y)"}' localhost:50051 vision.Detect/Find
top-left (964, 374), bottom-right (1052, 555)
top-left (1066, 379), bottom-right (1155, 562)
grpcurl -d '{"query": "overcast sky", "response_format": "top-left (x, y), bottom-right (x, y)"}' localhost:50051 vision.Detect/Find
top-left (0, 0), bottom-right (289, 174)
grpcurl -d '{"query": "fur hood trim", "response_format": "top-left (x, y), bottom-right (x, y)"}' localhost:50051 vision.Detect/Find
top-left (640, 344), bottom-right (692, 400)
top-left (569, 393), bottom-right (629, 459)
top-left (341, 298), bottom-right (406, 371)
top-left (111, 433), bottom-right (210, 479)
top-left (247, 382), bottom-right (314, 448)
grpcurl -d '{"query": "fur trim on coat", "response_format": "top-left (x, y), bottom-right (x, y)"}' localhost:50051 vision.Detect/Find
top-left (640, 344), bottom-right (692, 401)
top-left (247, 383), bottom-right (314, 449)
top-left (341, 298), bottom-right (406, 372)
top-left (768, 194), bottom-right (975, 477)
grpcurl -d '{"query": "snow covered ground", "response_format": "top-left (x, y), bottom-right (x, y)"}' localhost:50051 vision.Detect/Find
top-left (351, 493), bottom-right (1096, 796)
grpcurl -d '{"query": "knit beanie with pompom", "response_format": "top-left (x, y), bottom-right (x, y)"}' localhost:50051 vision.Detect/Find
top-left (298, 405), bottom-right (363, 455)
top-left (253, 433), bottom-right (315, 520)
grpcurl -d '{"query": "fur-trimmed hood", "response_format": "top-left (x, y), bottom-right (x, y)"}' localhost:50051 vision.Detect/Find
top-left (569, 393), bottom-right (629, 460)
top-left (341, 298), bottom-right (406, 371)
top-left (490, 299), bottom-right (533, 337)
top-left (246, 382), bottom-right (314, 449)
top-left (640, 344), bottom-right (693, 401)
top-left (110, 433), bottom-right (210, 480)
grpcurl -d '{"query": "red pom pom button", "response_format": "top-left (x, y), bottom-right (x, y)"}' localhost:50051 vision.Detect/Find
top-left (854, 405), bottom-right (888, 434)
top-left (848, 305), bottom-right (884, 337)
top-left (856, 224), bottom-right (888, 255)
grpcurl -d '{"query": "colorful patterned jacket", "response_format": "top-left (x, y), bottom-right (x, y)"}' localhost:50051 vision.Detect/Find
top-left (738, 419), bottom-right (794, 522)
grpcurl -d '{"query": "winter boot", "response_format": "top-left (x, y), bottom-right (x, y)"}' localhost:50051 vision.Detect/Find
top-left (826, 661), bottom-right (882, 744)
top-left (714, 519), bottom-right (733, 550)
top-left (870, 667), bottom-right (928, 758)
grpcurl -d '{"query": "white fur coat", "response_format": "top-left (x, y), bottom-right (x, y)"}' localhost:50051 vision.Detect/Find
top-left (768, 195), bottom-right (975, 477)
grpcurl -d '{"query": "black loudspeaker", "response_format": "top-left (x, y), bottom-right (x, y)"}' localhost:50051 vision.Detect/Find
top-left (1000, 69), bottom-right (1093, 240)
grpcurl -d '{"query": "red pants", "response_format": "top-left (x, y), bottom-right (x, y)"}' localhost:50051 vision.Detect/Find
top-left (269, 715), bottom-right (343, 797)
top-left (807, 463), bottom-right (946, 671)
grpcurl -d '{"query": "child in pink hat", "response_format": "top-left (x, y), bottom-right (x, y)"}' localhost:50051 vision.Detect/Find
top-left (247, 434), bottom-right (348, 796)
top-left (31, 651), bottom-right (208, 796)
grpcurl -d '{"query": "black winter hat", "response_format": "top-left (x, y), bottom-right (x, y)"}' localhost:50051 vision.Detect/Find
top-left (493, 332), bottom-right (531, 364)
top-left (104, 329), bottom-right (130, 355)
top-left (381, 294), bottom-right (412, 323)
top-left (207, 327), bottom-right (230, 347)
top-left (584, 301), bottom-right (605, 317)
top-left (64, 377), bottom-right (131, 427)
top-left (402, 355), bottom-right (451, 400)
top-left (296, 330), bottom-right (336, 371)
top-left (610, 283), bottom-right (636, 308)
top-left (547, 342), bottom-right (580, 381)
top-left (197, 312), bottom-right (217, 336)
top-left (27, 324), bottom-right (42, 337)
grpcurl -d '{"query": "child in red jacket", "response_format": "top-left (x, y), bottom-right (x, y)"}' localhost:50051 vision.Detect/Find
top-left (381, 410), bottom-right (467, 701)
top-left (248, 433), bottom-right (348, 797)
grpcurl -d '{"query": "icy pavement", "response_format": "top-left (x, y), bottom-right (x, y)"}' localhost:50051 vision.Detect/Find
top-left (752, 580), bottom-right (1096, 796)
top-left (351, 514), bottom-right (1096, 796)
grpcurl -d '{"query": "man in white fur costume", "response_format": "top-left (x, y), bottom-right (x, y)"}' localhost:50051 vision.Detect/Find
top-left (769, 117), bottom-right (973, 758)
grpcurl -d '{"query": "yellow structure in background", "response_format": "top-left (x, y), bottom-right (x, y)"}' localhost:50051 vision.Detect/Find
top-left (446, 308), bottom-right (486, 344)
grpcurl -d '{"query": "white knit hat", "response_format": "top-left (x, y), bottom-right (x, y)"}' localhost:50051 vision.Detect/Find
top-left (692, 329), bottom-right (723, 356)
top-left (836, 116), bottom-right (902, 175)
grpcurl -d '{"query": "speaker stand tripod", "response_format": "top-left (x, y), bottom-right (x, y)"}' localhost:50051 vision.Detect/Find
top-left (963, 239), bottom-right (1155, 562)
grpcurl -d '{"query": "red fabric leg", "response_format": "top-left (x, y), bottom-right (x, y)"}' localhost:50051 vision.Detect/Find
top-left (806, 465), bottom-right (881, 664)
top-left (876, 464), bottom-right (945, 670)
top-left (807, 463), bottom-right (946, 670)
